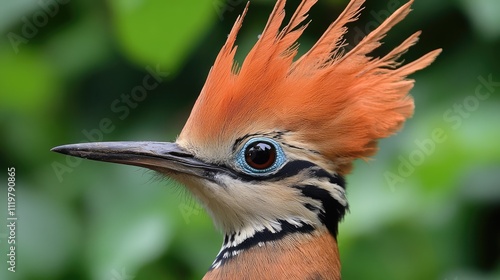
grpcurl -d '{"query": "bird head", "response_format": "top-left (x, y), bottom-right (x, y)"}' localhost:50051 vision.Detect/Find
top-left (52, 0), bottom-right (440, 272)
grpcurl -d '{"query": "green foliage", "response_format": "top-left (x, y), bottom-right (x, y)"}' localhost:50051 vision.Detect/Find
top-left (108, 0), bottom-right (216, 71)
top-left (0, 0), bottom-right (499, 279)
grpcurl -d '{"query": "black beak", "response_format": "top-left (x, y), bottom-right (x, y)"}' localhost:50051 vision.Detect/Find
top-left (51, 141), bottom-right (219, 178)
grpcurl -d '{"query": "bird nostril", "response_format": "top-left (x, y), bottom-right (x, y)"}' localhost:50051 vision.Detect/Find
top-left (169, 151), bottom-right (194, 158)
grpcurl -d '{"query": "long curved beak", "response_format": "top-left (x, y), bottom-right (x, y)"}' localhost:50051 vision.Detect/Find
top-left (51, 141), bottom-right (218, 178)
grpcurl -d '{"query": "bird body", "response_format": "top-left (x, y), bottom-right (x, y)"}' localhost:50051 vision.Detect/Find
top-left (52, 0), bottom-right (440, 278)
top-left (203, 229), bottom-right (340, 279)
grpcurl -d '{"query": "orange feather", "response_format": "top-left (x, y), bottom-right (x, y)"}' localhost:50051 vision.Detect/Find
top-left (178, 0), bottom-right (441, 174)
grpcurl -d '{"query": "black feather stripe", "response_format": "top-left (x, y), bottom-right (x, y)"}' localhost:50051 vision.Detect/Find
top-left (210, 220), bottom-right (314, 270)
top-left (292, 185), bottom-right (347, 237)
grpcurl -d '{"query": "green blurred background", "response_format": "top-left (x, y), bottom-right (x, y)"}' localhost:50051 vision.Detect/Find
top-left (0, 0), bottom-right (499, 279)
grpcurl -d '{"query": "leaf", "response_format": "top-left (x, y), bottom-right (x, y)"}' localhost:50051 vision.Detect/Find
top-left (0, 47), bottom-right (59, 114)
top-left (109, 0), bottom-right (216, 71)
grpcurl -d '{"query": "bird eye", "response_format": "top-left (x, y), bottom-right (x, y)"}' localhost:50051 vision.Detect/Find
top-left (245, 141), bottom-right (276, 170)
top-left (236, 137), bottom-right (286, 175)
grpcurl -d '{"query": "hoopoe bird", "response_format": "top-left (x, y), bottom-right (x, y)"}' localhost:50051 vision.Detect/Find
top-left (52, 0), bottom-right (441, 278)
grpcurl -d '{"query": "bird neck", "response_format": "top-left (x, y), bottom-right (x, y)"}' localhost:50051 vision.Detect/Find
top-left (203, 229), bottom-right (341, 280)
top-left (200, 163), bottom-right (348, 279)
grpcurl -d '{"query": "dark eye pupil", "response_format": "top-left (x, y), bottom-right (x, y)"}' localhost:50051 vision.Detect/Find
top-left (245, 141), bottom-right (277, 170)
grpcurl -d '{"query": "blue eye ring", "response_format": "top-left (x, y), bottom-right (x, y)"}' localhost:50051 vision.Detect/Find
top-left (236, 137), bottom-right (286, 175)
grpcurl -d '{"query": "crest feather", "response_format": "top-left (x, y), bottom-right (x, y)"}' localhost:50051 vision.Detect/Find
top-left (178, 0), bottom-right (441, 174)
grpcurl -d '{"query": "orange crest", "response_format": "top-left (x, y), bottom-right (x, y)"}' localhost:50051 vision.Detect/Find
top-left (178, 0), bottom-right (441, 174)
